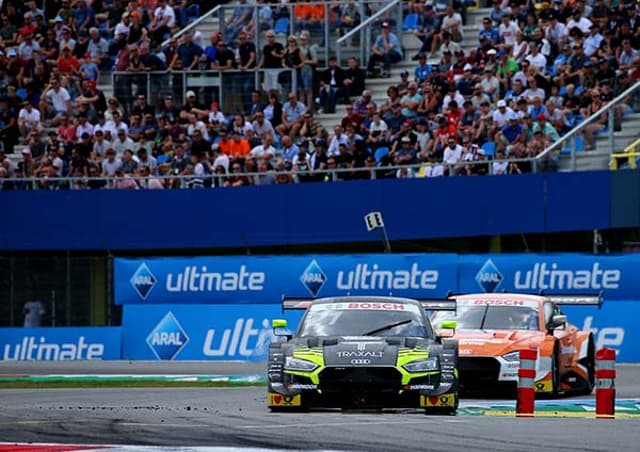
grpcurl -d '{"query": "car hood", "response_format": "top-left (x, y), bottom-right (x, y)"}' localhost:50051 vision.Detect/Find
top-left (455, 330), bottom-right (545, 357)
top-left (315, 337), bottom-right (407, 366)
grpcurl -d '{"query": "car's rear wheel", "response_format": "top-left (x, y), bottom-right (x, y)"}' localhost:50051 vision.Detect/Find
top-left (551, 345), bottom-right (561, 396)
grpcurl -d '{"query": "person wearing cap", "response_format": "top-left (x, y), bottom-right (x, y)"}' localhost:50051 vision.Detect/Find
top-left (366, 21), bottom-right (403, 78)
top-left (532, 112), bottom-right (560, 143)
top-left (583, 24), bottom-right (604, 58)
top-left (545, 11), bottom-right (569, 52)
top-left (114, 11), bottom-right (131, 39)
top-left (413, 53), bottom-right (432, 84)
top-left (496, 111), bottom-right (524, 155)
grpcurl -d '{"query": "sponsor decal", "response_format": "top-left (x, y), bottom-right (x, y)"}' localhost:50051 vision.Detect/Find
top-left (513, 262), bottom-right (620, 291)
top-left (336, 351), bottom-right (384, 358)
top-left (300, 260), bottom-right (327, 297)
top-left (165, 265), bottom-right (266, 294)
top-left (405, 384), bottom-right (436, 390)
top-left (476, 259), bottom-right (503, 293)
top-left (347, 302), bottom-right (406, 311)
top-left (2, 336), bottom-right (105, 360)
top-left (287, 383), bottom-right (318, 390)
top-left (421, 394), bottom-right (455, 407)
top-left (472, 299), bottom-right (526, 306)
top-left (202, 318), bottom-right (272, 358)
top-left (130, 263), bottom-right (157, 300)
top-left (146, 312), bottom-right (189, 360)
top-left (336, 263), bottom-right (439, 291)
top-left (268, 393), bottom-right (301, 407)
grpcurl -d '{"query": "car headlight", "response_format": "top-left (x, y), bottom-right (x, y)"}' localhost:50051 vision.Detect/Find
top-left (502, 351), bottom-right (521, 362)
top-left (402, 357), bottom-right (439, 373)
top-left (284, 356), bottom-right (318, 372)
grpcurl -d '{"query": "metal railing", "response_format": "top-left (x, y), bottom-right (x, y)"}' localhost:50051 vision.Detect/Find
top-left (111, 69), bottom-right (296, 114)
top-left (0, 157), bottom-right (552, 191)
top-left (535, 80), bottom-right (640, 171)
top-left (160, 2), bottom-right (385, 69)
top-left (161, 4), bottom-right (224, 47)
top-left (336, 0), bottom-right (403, 68)
top-left (610, 137), bottom-right (640, 170)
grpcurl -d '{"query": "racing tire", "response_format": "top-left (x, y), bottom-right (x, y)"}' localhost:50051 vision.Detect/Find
top-left (576, 337), bottom-right (596, 396)
top-left (551, 344), bottom-right (561, 397)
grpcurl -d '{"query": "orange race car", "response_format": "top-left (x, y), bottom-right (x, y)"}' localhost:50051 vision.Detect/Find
top-left (431, 293), bottom-right (602, 396)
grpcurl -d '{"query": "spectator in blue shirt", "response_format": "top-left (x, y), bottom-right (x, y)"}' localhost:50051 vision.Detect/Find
top-left (74, 0), bottom-right (95, 33)
top-left (414, 53), bottom-right (432, 84)
top-left (497, 112), bottom-right (524, 154)
top-left (171, 31), bottom-right (203, 70)
top-left (366, 22), bottom-right (403, 78)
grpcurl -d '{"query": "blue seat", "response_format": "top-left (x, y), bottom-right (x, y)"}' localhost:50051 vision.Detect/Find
top-left (274, 17), bottom-right (289, 35)
top-left (560, 135), bottom-right (585, 154)
top-left (403, 13), bottom-right (419, 31)
top-left (375, 147), bottom-right (389, 164)
top-left (574, 135), bottom-right (585, 152)
top-left (481, 141), bottom-right (496, 158)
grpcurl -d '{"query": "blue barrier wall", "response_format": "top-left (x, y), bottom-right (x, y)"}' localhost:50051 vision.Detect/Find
top-left (0, 327), bottom-right (121, 361)
top-left (0, 172), bottom-right (617, 251)
top-left (115, 254), bottom-right (640, 304)
top-left (120, 302), bottom-right (636, 362)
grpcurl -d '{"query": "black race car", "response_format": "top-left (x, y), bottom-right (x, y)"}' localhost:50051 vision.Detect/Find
top-left (267, 296), bottom-right (459, 414)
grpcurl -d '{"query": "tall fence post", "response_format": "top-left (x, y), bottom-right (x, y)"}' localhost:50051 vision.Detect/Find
top-left (595, 347), bottom-right (616, 419)
top-left (516, 348), bottom-right (537, 417)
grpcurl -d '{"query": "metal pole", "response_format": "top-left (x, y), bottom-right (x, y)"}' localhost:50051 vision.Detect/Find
top-left (571, 136), bottom-right (577, 171)
top-left (51, 289), bottom-right (56, 327)
top-left (608, 106), bottom-right (615, 156)
top-left (380, 227), bottom-right (392, 253)
top-left (66, 250), bottom-right (71, 326)
top-left (9, 254), bottom-right (14, 326)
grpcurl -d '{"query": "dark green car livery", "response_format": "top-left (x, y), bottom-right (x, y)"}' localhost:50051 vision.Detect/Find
top-left (267, 296), bottom-right (459, 414)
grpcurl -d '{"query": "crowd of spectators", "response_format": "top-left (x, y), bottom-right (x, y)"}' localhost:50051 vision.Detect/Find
top-left (0, 0), bottom-right (639, 190)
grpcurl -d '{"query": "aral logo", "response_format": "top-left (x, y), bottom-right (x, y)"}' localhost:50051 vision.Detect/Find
top-left (130, 263), bottom-right (157, 300)
top-left (300, 259), bottom-right (326, 296)
top-left (476, 259), bottom-right (503, 293)
top-left (146, 312), bottom-right (189, 360)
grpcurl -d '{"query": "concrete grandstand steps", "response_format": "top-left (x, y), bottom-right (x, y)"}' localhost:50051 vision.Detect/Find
top-left (557, 114), bottom-right (640, 171)
top-left (314, 9), bottom-right (492, 130)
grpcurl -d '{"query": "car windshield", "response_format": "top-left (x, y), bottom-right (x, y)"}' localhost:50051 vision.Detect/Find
top-left (298, 302), bottom-right (432, 338)
top-left (432, 304), bottom-right (539, 331)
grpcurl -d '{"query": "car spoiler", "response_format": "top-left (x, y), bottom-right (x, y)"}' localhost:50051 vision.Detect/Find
top-left (281, 297), bottom-right (457, 312)
top-left (543, 293), bottom-right (603, 308)
top-left (281, 297), bottom-right (314, 311)
top-left (416, 299), bottom-right (457, 311)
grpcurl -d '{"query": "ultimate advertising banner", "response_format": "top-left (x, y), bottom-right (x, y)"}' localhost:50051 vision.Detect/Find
top-left (0, 327), bottom-right (121, 361)
top-left (115, 254), bottom-right (640, 304)
top-left (114, 254), bottom-right (459, 304)
top-left (120, 302), bottom-right (639, 362)
top-left (122, 305), bottom-right (303, 361)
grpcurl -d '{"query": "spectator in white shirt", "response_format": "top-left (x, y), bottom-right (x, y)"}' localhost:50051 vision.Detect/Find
top-left (583, 24), bottom-right (603, 57)
top-left (443, 136), bottom-right (463, 165)
top-left (101, 148), bottom-right (123, 176)
top-left (327, 125), bottom-right (350, 156)
top-left (566, 8), bottom-right (592, 35)
top-left (492, 99), bottom-right (515, 129)
top-left (150, 0), bottom-right (175, 43)
top-left (423, 152), bottom-right (445, 177)
top-left (498, 15), bottom-right (519, 50)
top-left (18, 100), bottom-right (42, 138)
top-left (250, 132), bottom-right (276, 161)
top-left (525, 44), bottom-right (547, 74)
top-left (492, 149), bottom-right (508, 174)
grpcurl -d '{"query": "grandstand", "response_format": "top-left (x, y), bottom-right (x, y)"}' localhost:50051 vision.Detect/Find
top-left (0, 0), bottom-right (639, 188)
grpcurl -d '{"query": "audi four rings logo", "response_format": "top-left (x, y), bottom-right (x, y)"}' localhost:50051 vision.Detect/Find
top-left (350, 359), bottom-right (371, 365)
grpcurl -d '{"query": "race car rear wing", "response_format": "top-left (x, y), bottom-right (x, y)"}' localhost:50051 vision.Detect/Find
top-left (281, 298), bottom-right (314, 311)
top-left (543, 293), bottom-right (603, 308)
top-left (280, 296), bottom-right (457, 312)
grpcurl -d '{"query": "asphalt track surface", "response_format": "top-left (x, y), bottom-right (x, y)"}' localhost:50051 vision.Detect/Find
top-left (0, 363), bottom-right (639, 452)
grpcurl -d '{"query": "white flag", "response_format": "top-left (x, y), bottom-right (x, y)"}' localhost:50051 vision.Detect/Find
top-left (364, 211), bottom-right (384, 231)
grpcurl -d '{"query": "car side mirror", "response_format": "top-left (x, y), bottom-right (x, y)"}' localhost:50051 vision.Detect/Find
top-left (272, 319), bottom-right (291, 339)
top-left (549, 314), bottom-right (567, 333)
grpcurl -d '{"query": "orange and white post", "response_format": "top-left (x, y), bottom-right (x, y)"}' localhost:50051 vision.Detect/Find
top-left (516, 348), bottom-right (537, 417)
top-left (595, 347), bottom-right (616, 419)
